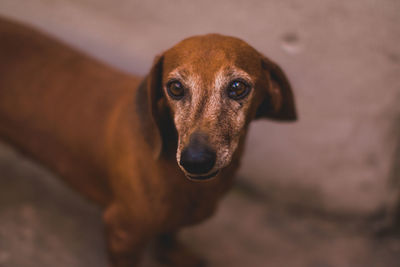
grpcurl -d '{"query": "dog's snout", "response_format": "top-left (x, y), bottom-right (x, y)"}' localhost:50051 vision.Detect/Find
top-left (179, 133), bottom-right (216, 175)
top-left (180, 146), bottom-right (216, 175)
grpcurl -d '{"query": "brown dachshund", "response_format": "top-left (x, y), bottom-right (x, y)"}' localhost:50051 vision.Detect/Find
top-left (0, 17), bottom-right (297, 266)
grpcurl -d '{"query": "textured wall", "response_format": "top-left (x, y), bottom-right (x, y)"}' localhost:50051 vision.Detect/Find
top-left (0, 0), bottom-right (399, 216)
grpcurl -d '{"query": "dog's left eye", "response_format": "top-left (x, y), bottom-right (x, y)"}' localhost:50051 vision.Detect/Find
top-left (166, 80), bottom-right (185, 100)
top-left (227, 80), bottom-right (250, 100)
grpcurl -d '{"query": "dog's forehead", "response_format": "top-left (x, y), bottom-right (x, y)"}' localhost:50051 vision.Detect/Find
top-left (162, 34), bottom-right (262, 77)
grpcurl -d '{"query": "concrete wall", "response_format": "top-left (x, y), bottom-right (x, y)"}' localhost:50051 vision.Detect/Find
top-left (0, 0), bottom-right (399, 216)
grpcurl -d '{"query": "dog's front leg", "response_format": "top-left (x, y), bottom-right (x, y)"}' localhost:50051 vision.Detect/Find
top-left (103, 204), bottom-right (149, 267)
top-left (153, 232), bottom-right (206, 267)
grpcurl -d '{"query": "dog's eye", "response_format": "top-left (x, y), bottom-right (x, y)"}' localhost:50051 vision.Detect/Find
top-left (227, 80), bottom-right (250, 100)
top-left (166, 80), bottom-right (185, 100)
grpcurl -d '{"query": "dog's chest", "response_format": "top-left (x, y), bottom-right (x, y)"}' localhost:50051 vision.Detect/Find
top-left (160, 188), bottom-right (219, 229)
top-left (161, 176), bottom-right (229, 228)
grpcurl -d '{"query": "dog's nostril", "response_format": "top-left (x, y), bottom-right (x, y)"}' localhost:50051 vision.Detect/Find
top-left (180, 145), bottom-right (216, 175)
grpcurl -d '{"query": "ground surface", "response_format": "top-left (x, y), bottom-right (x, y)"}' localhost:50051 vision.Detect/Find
top-left (1, 143), bottom-right (399, 267)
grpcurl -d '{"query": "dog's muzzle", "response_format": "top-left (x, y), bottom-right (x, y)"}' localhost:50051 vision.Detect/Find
top-left (179, 132), bottom-right (217, 180)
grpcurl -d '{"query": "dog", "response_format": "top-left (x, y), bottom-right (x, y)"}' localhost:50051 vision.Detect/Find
top-left (0, 17), bottom-right (297, 266)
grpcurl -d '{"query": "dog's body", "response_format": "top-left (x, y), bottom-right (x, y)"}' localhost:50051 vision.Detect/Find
top-left (0, 17), bottom-right (296, 266)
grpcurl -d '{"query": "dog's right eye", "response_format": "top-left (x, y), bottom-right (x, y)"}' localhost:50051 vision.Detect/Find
top-left (166, 80), bottom-right (185, 100)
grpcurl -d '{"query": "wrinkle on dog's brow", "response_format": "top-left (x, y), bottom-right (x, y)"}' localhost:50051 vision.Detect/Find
top-left (167, 67), bottom-right (193, 86)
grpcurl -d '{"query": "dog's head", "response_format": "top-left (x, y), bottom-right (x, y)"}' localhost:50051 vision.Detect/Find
top-left (141, 34), bottom-right (297, 181)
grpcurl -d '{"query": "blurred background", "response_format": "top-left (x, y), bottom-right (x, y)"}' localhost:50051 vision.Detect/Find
top-left (0, 0), bottom-right (399, 266)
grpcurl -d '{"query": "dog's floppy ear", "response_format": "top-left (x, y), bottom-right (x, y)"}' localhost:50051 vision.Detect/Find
top-left (255, 56), bottom-right (297, 121)
top-left (136, 55), bottom-right (164, 159)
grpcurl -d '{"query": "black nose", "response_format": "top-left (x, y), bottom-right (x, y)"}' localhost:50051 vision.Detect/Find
top-left (179, 133), bottom-right (216, 175)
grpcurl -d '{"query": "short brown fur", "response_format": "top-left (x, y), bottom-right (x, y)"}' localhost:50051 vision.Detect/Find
top-left (0, 18), bottom-right (297, 266)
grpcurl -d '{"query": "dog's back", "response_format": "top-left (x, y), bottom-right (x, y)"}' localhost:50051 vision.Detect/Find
top-left (0, 18), bottom-right (140, 204)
